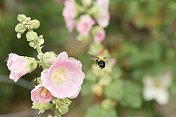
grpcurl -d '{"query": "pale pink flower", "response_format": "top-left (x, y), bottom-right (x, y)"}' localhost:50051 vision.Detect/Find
top-left (41, 52), bottom-right (85, 99)
top-left (77, 15), bottom-right (95, 36)
top-left (31, 85), bottom-right (52, 104)
top-left (109, 58), bottom-right (117, 66)
top-left (7, 53), bottom-right (29, 82)
top-left (63, 0), bottom-right (76, 21)
top-left (66, 20), bottom-right (77, 32)
top-left (63, 0), bottom-right (76, 32)
top-left (94, 0), bottom-right (110, 28)
top-left (94, 29), bottom-right (105, 43)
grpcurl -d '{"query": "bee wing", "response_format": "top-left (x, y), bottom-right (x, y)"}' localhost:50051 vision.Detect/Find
top-left (88, 54), bottom-right (97, 60)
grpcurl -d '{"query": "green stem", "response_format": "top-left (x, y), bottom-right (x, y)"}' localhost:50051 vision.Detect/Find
top-left (34, 39), bottom-right (45, 69)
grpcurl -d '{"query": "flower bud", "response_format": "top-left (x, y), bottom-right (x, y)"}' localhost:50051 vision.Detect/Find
top-left (88, 7), bottom-right (100, 16)
top-left (99, 75), bottom-right (111, 86)
top-left (17, 14), bottom-right (28, 23)
top-left (92, 84), bottom-right (103, 96)
top-left (17, 33), bottom-right (21, 39)
top-left (15, 23), bottom-right (26, 33)
top-left (82, 0), bottom-right (92, 7)
top-left (39, 35), bottom-right (43, 39)
top-left (31, 19), bottom-right (40, 29)
top-left (77, 35), bottom-right (90, 41)
top-left (43, 52), bottom-right (56, 64)
top-left (39, 39), bottom-right (44, 46)
top-left (29, 42), bottom-right (35, 47)
top-left (101, 99), bottom-right (115, 109)
top-left (7, 53), bottom-right (37, 82)
top-left (92, 26), bottom-right (105, 43)
top-left (26, 31), bottom-right (38, 41)
top-left (37, 53), bottom-right (44, 60)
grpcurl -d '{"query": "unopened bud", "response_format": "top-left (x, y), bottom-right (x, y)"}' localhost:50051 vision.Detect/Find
top-left (17, 14), bottom-right (27, 23)
top-left (29, 42), bottom-right (35, 47)
top-left (26, 31), bottom-right (38, 41)
top-left (31, 19), bottom-right (40, 29)
top-left (15, 23), bottom-right (26, 33)
top-left (39, 39), bottom-right (44, 45)
top-left (92, 84), bottom-right (103, 96)
top-left (39, 35), bottom-right (43, 39)
top-left (17, 33), bottom-right (21, 39)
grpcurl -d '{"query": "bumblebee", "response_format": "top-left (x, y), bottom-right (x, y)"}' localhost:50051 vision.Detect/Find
top-left (96, 56), bottom-right (106, 69)
top-left (89, 55), bottom-right (106, 69)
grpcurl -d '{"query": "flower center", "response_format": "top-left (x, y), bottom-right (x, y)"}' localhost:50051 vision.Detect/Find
top-left (38, 87), bottom-right (49, 97)
top-left (52, 68), bottom-right (65, 82)
top-left (154, 81), bottom-right (162, 88)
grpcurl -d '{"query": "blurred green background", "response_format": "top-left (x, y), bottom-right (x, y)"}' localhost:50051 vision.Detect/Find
top-left (1, 0), bottom-right (176, 117)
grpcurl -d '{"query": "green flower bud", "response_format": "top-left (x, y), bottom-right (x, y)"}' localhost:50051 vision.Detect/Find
top-left (99, 75), bottom-right (112, 86)
top-left (17, 14), bottom-right (28, 23)
top-left (101, 99), bottom-right (115, 109)
top-left (43, 52), bottom-right (56, 64)
top-left (25, 57), bottom-right (37, 73)
top-left (92, 84), bottom-right (103, 96)
top-left (37, 53), bottom-right (44, 60)
top-left (88, 7), bottom-right (100, 17)
top-left (77, 35), bottom-right (90, 41)
top-left (26, 31), bottom-right (38, 41)
top-left (15, 23), bottom-right (26, 33)
top-left (82, 0), bottom-right (92, 7)
top-left (31, 19), bottom-right (40, 29)
top-left (29, 42), bottom-right (35, 47)
top-left (91, 26), bottom-right (103, 35)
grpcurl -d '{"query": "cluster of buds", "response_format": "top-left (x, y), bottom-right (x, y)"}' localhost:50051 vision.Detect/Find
top-left (15, 14), bottom-right (40, 39)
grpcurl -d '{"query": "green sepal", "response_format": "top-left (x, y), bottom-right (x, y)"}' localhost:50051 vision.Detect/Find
top-left (32, 102), bottom-right (53, 114)
top-left (55, 98), bottom-right (71, 115)
top-left (25, 57), bottom-right (37, 73)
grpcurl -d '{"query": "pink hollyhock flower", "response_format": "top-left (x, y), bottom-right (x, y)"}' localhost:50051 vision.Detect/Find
top-left (31, 85), bottom-right (52, 104)
top-left (94, 0), bottom-right (110, 28)
top-left (63, 0), bottom-right (76, 32)
top-left (41, 52), bottom-right (85, 99)
top-left (77, 15), bottom-right (95, 36)
top-left (94, 28), bottom-right (105, 43)
top-left (7, 53), bottom-right (29, 82)
top-left (65, 20), bottom-right (76, 32)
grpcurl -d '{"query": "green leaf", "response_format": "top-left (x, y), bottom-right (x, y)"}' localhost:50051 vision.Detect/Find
top-left (85, 105), bottom-right (117, 117)
top-left (119, 81), bottom-right (142, 108)
top-left (105, 79), bottom-right (124, 100)
top-left (32, 102), bottom-right (53, 114)
top-left (54, 109), bottom-right (61, 117)
top-left (81, 80), bottom-right (94, 96)
top-left (86, 71), bottom-right (98, 83)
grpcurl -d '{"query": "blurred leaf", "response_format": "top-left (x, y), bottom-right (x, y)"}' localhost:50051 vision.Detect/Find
top-left (85, 105), bottom-right (117, 117)
top-left (119, 81), bottom-right (142, 108)
top-left (105, 79), bottom-right (124, 100)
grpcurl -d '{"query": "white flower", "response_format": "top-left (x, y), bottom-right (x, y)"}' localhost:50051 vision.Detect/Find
top-left (143, 72), bottom-right (172, 105)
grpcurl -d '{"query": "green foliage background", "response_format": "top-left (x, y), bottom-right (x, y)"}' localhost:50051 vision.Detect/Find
top-left (0, 0), bottom-right (176, 117)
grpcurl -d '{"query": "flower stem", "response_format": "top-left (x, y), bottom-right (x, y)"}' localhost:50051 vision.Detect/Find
top-left (34, 39), bottom-right (45, 69)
